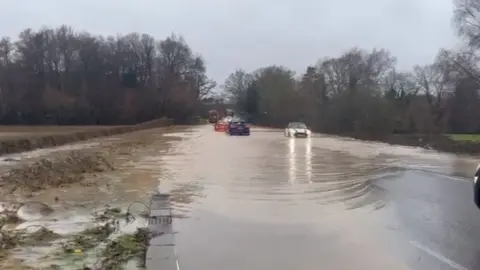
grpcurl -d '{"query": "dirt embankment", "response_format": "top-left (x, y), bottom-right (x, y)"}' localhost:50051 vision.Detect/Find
top-left (0, 125), bottom-right (183, 198)
top-left (0, 117), bottom-right (173, 155)
top-left (0, 150), bottom-right (113, 197)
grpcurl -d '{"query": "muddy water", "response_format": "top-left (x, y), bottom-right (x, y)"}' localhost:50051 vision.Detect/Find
top-left (0, 127), bottom-right (186, 269)
top-left (157, 126), bottom-right (479, 270)
top-left (2, 125), bottom-right (479, 269)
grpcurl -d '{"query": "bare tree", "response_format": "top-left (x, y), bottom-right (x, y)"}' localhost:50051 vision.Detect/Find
top-left (222, 69), bottom-right (253, 108)
top-left (454, 0), bottom-right (480, 48)
top-left (0, 26), bottom-right (215, 124)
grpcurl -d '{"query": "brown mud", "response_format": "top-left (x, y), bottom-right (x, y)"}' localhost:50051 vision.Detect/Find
top-left (0, 151), bottom-right (114, 197)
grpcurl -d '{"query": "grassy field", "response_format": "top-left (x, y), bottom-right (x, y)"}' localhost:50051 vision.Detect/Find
top-left (448, 134), bottom-right (480, 142)
top-left (0, 126), bottom-right (113, 138)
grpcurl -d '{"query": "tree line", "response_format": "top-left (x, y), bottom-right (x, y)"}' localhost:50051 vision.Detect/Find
top-left (222, 0), bottom-right (480, 138)
top-left (0, 26), bottom-right (215, 125)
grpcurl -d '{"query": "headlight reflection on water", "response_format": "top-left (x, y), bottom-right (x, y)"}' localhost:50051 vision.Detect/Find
top-left (288, 138), bottom-right (296, 184)
top-left (288, 137), bottom-right (313, 184)
top-left (306, 137), bottom-right (312, 184)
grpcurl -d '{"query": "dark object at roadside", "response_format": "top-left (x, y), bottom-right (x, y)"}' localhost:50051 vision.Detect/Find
top-left (225, 109), bottom-right (235, 117)
top-left (474, 165), bottom-right (480, 209)
top-left (227, 120), bottom-right (250, 136)
top-left (208, 110), bottom-right (219, 123)
top-left (208, 115), bottom-right (218, 124)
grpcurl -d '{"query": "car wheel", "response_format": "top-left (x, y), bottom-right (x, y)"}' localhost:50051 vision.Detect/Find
top-left (474, 178), bottom-right (480, 208)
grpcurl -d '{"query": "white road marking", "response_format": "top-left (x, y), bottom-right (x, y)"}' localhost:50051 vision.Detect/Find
top-left (440, 174), bottom-right (470, 183)
top-left (175, 246), bottom-right (180, 270)
top-left (412, 168), bottom-right (471, 183)
top-left (410, 241), bottom-right (469, 270)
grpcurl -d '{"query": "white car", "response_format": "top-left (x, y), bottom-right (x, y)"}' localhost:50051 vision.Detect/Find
top-left (285, 122), bottom-right (311, 138)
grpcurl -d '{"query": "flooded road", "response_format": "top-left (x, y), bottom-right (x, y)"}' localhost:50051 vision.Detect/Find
top-left (158, 125), bottom-right (480, 270)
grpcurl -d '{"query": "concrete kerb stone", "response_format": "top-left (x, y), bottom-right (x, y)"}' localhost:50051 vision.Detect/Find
top-left (146, 192), bottom-right (180, 270)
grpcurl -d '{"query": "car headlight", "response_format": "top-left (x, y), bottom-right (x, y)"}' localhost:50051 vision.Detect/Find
top-left (475, 176), bottom-right (478, 184)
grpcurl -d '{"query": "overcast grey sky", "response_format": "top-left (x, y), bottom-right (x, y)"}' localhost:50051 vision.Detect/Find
top-left (0, 0), bottom-right (457, 84)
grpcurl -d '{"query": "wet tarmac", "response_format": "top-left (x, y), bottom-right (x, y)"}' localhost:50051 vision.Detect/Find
top-left (156, 125), bottom-right (480, 270)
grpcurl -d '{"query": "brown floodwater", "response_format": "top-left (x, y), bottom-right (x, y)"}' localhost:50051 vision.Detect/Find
top-left (2, 125), bottom-right (480, 270)
top-left (0, 127), bottom-right (186, 269)
top-left (154, 126), bottom-right (480, 270)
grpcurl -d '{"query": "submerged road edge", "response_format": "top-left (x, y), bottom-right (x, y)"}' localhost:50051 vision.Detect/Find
top-left (146, 193), bottom-right (180, 270)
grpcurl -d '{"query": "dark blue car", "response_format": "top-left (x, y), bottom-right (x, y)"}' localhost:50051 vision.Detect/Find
top-left (227, 120), bottom-right (250, 136)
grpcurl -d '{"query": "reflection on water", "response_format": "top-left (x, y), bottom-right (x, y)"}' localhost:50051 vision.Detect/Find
top-left (306, 137), bottom-right (312, 184)
top-left (287, 137), bottom-right (313, 185)
top-left (158, 127), bottom-right (480, 223)
top-left (288, 138), bottom-right (296, 184)
top-left (157, 126), bottom-right (405, 226)
top-left (168, 126), bottom-right (464, 270)
top-left (153, 126), bottom-right (480, 270)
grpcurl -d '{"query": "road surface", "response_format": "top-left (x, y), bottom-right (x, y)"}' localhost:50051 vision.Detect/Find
top-left (155, 125), bottom-right (480, 270)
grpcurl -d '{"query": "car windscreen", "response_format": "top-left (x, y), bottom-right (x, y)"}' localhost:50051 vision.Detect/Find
top-left (291, 123), bottom-right (307, 129)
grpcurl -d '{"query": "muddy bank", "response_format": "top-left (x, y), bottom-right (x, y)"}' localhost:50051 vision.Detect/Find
top-left (0, 150), bottom-right (114, 197)
top-left (0, 126), bottom-right (185, 198)
top-left (0, 117), bottom-right (173, 156)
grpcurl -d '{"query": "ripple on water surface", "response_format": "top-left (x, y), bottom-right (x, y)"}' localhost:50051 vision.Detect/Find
top-left (156, 128), bottom-right (408, 223)
top-left (150, 126), bottom-right (480, 270)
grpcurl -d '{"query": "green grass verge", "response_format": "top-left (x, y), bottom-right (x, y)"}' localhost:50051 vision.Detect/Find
top-left (448, 134), bottom-right (480, 142)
